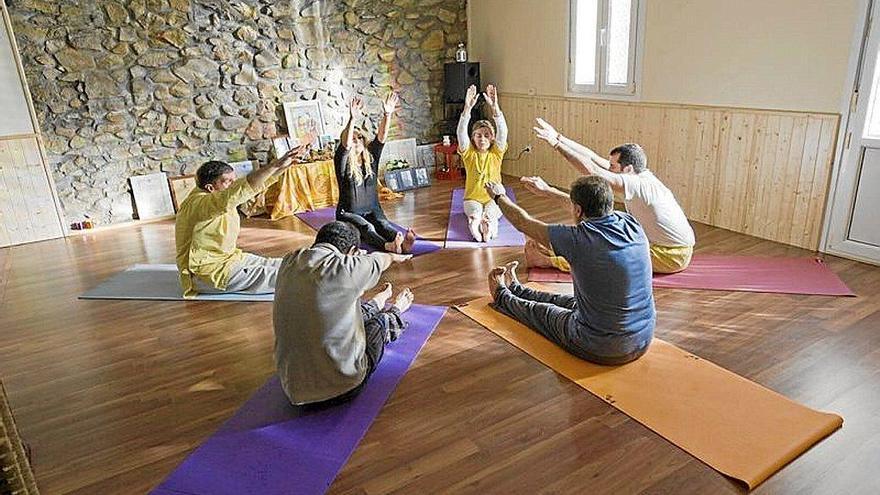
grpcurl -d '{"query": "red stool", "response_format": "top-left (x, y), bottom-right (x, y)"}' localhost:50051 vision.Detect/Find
top-left (433, 143), bottom-right (463, 180)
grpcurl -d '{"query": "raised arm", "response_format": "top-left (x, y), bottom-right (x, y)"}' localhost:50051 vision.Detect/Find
top-left (484, 182), bottom-right (551, 247)
top-left (457, 85), bottom-right (480, 152)
top-left (247, 145), bottom-right (307, 190)
top-left (339, 96), bottom-right (363, 150)
top-left (483, 85), bottom-right (507, 150)
top-left (376, 92), bottom-right (398, 144)
top-left (533, 118), bottom-right (623, 191)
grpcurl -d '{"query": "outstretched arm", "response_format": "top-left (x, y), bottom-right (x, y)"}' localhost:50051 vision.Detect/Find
top-left (483, 85), bottom-right (507, 150)
top-left (457, 85), bottom-right (480, 153)
top-left (247, 145), bottom-right (308, 190)
top-left (485, 182), bottom-right (551, 247)
top-left (339, 96), bottom-right (363, 150)
top-left (533, 118), bottom-right (623, 191)
top-left (376, 92), bottom-right (398, 144)
top-left (520, 176), bottom-right (570, 204)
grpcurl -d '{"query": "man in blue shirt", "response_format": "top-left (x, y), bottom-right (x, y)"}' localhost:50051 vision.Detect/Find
top-left (484, 176), bottom-right (655, 365)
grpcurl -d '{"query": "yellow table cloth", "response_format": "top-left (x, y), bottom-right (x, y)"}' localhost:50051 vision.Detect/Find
top-left (264, 160), bottom-right (339, 220)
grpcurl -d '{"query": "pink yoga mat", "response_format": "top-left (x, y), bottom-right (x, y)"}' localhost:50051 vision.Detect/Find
top-left (528, 256), bottom-right (855, 296)
top-left (444, 187), bottom-right (526, 248)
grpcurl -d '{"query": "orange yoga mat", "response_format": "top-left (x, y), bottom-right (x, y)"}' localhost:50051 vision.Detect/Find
top-left (457, 287), bottom-right (843, 489)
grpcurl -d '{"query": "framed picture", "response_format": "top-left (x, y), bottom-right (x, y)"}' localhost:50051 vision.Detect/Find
top-left (399, 169), bottom-right (414, 190)
top-left (130, 172), bottom-right (175, 220)
top-left (272, 135), bottom-right (296, 158)
top-left (282, 100), bottom-right (325, 148)
top-left (168, 175), bottom-right (197, 211)
top-left (379, 138), bottom-right (418, 171)
top-left (415, 167), bottom-right (430, 186)
top-left (385, 172), bottom-right (400, 192)
top-left (417, 144), bottom-right (437, 169)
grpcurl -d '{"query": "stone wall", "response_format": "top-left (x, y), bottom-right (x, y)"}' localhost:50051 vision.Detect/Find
top-left (8, 0), bottom-right (466, 225)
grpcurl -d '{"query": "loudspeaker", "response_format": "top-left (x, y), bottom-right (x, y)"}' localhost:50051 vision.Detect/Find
top-left (444, 62), bottom-right (480, 103)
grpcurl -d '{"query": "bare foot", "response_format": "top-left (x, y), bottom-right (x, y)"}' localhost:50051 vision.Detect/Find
top-left (384, 232), bottom-right (404, 253)
top-left (503, 260), bottom-right (520, 286)
top-left (371, 282), bottom-right (393, 308)
top-left (488, 219), bottom-right (499, 240)
top-left (401, 228), bottom-right (416, 253)
top-left (479, 217), bottom-right (490, 242)
top-left (487, 266), bottom-right (507, 300)
top-left (391, 287), bottom-right (414, 313)
top-left (468, 218), bottom-right (483, 242)
top-left (524, 240), bottom-right (553, 268)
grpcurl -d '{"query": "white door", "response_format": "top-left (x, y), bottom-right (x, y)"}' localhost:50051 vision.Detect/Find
top-left (825, 1), bottom-right (880, 265)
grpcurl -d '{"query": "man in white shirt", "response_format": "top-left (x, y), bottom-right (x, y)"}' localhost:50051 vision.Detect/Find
top-left (526, 118), bottom-right (695, 274)
top-left (273, 221), bottom-right (414, 406)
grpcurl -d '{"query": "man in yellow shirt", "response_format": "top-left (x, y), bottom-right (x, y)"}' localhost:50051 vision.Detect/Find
top-left (175, 146), bottom-right (306, 298)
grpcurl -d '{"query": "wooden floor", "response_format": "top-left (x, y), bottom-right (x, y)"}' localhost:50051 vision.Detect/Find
top-left (1, 178), bottom-right (879, 494)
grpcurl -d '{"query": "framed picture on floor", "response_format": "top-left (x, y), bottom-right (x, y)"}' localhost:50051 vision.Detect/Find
top-left (168, 175), bottom-right (197, 211)
top-left (282, 100), bottom-right (325, 148)
top-left (130, 172), bottom-right (175, 220)
top-left (399, 169), bottom-right (414, 190)
top-left (415, 167), bottom-right (431, 186)
top-left (417, 143), bottom-right (437, 169)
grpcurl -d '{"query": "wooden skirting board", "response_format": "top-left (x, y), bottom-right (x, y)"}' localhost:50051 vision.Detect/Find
top-left (499, 93), bottom-right (840, 250)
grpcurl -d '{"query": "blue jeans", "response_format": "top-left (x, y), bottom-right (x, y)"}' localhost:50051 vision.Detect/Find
top-left (492, 282), bottom-right (649, 366)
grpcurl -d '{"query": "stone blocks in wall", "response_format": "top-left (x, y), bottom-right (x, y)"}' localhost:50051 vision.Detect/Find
top-left (9, 0), bottom-right (467, 224)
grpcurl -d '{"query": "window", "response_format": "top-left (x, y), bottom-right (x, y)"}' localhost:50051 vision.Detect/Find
top-left (569, 0), bottom-right (642, 96)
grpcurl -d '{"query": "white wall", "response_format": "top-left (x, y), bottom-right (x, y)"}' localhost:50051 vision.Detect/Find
top-left (469, 0), bottom-right (861, 113)
top-left (0, 12), bottom-right (34, 136)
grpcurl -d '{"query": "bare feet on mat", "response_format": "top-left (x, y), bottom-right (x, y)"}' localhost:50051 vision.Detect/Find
top-left (392, 287), bottom-right (414, 313)
top-left (479, 217), bottom-right (490, 242)
top-left (524, 239), bottom-right (553, 268)
top-left (402, 228), bottom-right (416, 253)
top-left (371, 282), bottom-right (393, 308)
top-left (468, 218), bottom-right (483, 242)
top-left (488, 219), bottom-right (499, 240)
top-left (385, 232), bottom-right (404, 253)
top-left (487, 266), bottom-right (507, 299)
top-left (504, 260), bottom-right (520, 286)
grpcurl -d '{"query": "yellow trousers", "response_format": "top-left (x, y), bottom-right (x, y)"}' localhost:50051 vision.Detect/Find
top-left (549, 244), bottom-right (693, 274)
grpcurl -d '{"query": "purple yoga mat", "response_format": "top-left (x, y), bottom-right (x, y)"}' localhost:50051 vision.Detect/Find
top-left (528, 255), bottom-right (855, 296)
top-left (444, 187), bottom-right (527, 248)
top-left (296, 207), bottom-right (441, 256)
top-left (152, 304), bottom-right (447, 495)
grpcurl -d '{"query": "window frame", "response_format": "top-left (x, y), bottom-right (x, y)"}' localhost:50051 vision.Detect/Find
top-left (568, 0), bottom-right (645, 100)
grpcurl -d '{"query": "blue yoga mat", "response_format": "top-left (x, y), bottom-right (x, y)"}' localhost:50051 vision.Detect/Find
top-left (152, 304), bottom-right (448, 495)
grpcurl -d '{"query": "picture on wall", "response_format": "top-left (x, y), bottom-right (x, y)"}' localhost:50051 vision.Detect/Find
top-left (379, 138), bottom-right (418, 170)
top-left (282, 100), bottom-right (325, 148)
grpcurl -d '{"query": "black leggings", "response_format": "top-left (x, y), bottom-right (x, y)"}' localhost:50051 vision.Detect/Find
top-left (337, 208), bottom-right (398, 250)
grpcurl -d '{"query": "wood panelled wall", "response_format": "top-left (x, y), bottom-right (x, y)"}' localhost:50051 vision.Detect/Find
top-left (0, 135), bottom-right (64, 246)
top-left (499, 93), bottom-right (840, 250)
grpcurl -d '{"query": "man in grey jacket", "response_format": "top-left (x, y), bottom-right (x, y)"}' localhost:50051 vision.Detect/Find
top-left (273, 221), bottom-right (414, 407)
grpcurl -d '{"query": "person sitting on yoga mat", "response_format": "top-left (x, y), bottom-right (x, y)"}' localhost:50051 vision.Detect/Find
top-left (274, 221), bottom-right (414, 406)
top-left (175, 146), bottom-right (307, 298)
top-left (483, 176), bottom-right (655, 365)
top-left (526, 119), bottom-right (695, 274)
top-left (335, 93), bottom-right (417, 253)
top-left (457, 84), bottom-right (509, 242)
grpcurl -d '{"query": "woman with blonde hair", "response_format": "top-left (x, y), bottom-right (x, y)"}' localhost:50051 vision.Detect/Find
top-left (334, 94), bottom-right (416, 253)
top-left (457, 84), bottom-right (508, 242)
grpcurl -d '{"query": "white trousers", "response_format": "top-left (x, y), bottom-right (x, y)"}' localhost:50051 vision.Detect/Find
top-left (463, 200), bottom-right (502, 241)
top-left (195, 253), bottom-right (282, 294)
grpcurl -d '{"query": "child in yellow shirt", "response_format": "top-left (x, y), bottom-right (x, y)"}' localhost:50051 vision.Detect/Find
top-left (457, 84), bottom-right (508, 242)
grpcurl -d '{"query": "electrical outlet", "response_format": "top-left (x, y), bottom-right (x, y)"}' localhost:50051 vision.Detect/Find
top-left (523, 144), bottom-right (532, 153)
